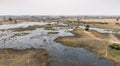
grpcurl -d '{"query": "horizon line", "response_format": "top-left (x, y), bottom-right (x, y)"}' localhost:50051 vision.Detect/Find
top-left (0, 14), bottom-right (120, 16)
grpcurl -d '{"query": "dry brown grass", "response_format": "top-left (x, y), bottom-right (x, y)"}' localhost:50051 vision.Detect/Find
top-left (81, 18), bottom-right (117, 25)
top-left (47, 32), bottom-right (59, 34)
top-left (89, 30), bottom-right (110, 39)
top-left (90, 24), bottom-right (120, 31)
top-left (44, 26), bottom-right (54, 30)
top-left (12, 25), bottom-right (44, 31)
top-left (0, 48), bottom-right (49, 66)
top-left (72, 29), bottom-right (90, 37)
top-left (0, 21), bottom-right (17, 25)
top-left (113, 34), bottom-right (120, 40)
top-left (14, 33), bottom-right (29, 36)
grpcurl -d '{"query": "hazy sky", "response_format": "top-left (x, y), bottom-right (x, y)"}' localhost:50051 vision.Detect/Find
top-left (0, 0), bottom-right (120, 15)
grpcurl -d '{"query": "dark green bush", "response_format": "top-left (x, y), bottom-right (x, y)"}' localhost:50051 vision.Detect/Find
top-left (109, 43), bottom-right (120, 50)
top-left (85, 25), bottom-right (90, 31)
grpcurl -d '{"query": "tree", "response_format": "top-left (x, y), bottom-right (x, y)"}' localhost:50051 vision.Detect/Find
top-left (8, 17), bottom-right (12, 21)
top-left (77, 19), bottom-right (80, 27)
top-left (85, 25), bottom-right (90, 31)
top-left (116, 18), bottom-right (119, 21)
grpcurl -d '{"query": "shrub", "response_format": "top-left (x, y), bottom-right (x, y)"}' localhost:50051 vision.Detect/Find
top-left (109, 43), bottom-right (120, 50)
top-left (85, 25), bottom-right (90, 31)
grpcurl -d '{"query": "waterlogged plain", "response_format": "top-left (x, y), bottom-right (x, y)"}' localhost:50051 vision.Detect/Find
top-left (0, 22), bottom-right (119, 66)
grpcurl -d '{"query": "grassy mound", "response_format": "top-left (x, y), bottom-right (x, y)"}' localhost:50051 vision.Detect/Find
top-left (55, 28), bottom-right (120, 65)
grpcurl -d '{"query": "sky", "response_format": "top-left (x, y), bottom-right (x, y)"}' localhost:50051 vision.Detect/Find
top-left (0, 0), bottom-right (120, 15)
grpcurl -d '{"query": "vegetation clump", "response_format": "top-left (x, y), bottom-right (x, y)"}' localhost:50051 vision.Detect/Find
top-left (85, 25), bottom-right (90, 31)
top-left (44, 26), bottom-right (54, 30)
top-left (14, 33), bottom-right (29, 36)
top-left (109, 43), bottom-right (120, 50)
top-left (48, 32), bottom-right (59, 34)
top-left (13, 25), bottom-right (43, 31)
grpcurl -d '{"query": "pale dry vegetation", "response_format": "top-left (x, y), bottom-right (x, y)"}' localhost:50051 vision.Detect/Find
top-left (0, 48), bottom-right (49, 66)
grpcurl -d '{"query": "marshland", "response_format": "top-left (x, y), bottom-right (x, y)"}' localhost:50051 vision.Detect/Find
top-left (0, 16), bottom-right (120, 66)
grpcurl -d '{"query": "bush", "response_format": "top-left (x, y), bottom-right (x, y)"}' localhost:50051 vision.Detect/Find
top-left (85, 25), bottom-right (90, 31)
top-left (109, 43), bottom-right (120, 50)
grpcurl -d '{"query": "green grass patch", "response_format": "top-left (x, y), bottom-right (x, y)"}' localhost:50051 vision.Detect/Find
top-left (109, 43), bottom-right (120, 50)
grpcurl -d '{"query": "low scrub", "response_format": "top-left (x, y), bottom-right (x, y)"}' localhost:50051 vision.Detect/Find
top-left (109, 43), bottom-right (120, 50)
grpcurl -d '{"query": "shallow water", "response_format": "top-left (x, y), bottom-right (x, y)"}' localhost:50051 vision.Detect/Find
top-left (0, 22), bottom-right (53, 29)
top-left (0, 22), bottom-right (115, 66)
top-left (79, 26), bottom-right (120, 34)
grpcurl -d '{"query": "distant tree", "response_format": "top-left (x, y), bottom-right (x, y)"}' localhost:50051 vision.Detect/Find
top-left (15, 20), bottom-right (17, 23)
top-left (116, 18), bottom-right (119, 21)
top-left (57, 21), bottom-right (59, 23)
top-left (8, 17), bottom-right (12, 21)
top-left (77, 19), bottom-right (80, 27)
top-left (85, 25), bottom-right (90, 31)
